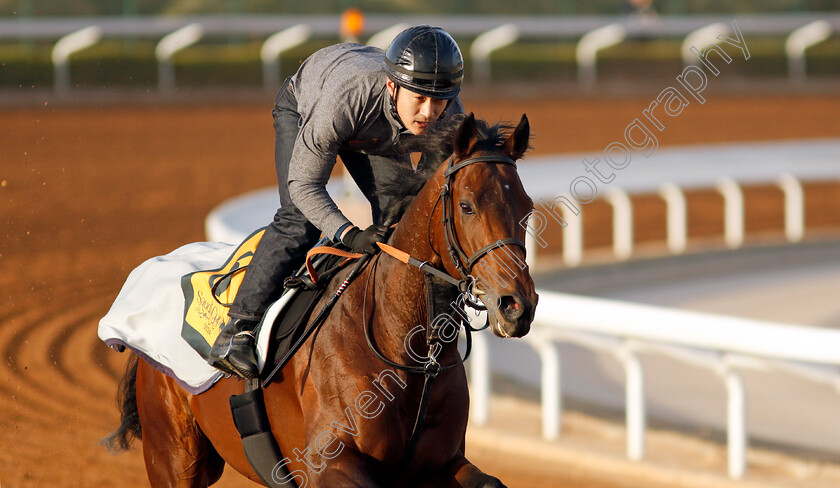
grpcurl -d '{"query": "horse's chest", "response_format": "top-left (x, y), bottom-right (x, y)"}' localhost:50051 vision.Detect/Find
top-left (308, 369), bottom-right (468, 465)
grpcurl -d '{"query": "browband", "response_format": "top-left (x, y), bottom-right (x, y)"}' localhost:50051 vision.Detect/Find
top-left (444, 154), bottom-right (516, 177)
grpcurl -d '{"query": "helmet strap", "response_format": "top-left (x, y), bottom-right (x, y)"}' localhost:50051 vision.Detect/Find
top-left (389, 83), bottom-right (407, 130)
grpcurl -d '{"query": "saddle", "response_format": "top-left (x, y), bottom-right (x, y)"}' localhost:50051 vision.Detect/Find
top-left (180, 227), bottom-right (363, 382)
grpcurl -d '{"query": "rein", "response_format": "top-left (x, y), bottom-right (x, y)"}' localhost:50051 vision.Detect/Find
top-left (362, 151), bottom-right (526, 464)
top-left (361, 253), bottom-right (471, 463)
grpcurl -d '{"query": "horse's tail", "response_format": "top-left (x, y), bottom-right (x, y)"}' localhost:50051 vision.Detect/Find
top-left (102, 353), bottom-right (142, 452)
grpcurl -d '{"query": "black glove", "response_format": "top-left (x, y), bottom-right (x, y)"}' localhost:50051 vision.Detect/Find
top-left (341, 224), bottom-right (389, 254)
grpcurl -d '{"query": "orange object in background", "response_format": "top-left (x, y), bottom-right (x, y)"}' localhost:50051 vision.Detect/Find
top-left (341, 8), bottom-right (365, 42)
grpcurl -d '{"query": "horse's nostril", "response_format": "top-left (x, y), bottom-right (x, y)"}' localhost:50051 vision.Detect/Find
top-left (500, 295), bottom-right (523, 321)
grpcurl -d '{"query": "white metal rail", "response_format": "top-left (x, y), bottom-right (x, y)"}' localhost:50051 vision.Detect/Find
top-left (3, 13), bottom-right (838, 92)
top-left (518, 139), bottom-right (840, 267)
top-left (469, 291), bottom-right (840, 479)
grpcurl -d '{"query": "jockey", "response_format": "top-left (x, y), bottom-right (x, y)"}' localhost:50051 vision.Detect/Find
top-left (208, 25), bottom-right (465, 378)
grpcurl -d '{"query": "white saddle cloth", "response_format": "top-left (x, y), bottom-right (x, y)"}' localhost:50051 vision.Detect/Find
top-left (98, 241), bottom-right (296, 394)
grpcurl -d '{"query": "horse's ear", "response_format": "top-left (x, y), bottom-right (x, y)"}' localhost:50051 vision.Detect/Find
top-left (503, 114), bottom-right (531, 161)
top-left (454, 112), bottom-right (478, 159)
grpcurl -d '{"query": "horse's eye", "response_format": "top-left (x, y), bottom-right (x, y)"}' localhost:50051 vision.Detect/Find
top-left (459, 202), bottom-right (474, 215)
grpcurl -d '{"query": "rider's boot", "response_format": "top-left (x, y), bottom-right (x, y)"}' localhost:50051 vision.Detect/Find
top-left (208, 317), bottom-right (260, 379)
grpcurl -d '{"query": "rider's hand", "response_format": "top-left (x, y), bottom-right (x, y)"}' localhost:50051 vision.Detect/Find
top-left (341, 224), bottom-right (389, 254)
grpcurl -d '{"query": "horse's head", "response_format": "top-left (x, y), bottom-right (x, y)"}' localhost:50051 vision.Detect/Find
top-left (435, 113), bottom-right (538, 338)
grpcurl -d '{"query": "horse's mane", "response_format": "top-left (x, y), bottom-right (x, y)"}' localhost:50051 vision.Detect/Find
top-left (379, 114), bottom-right (519, 226)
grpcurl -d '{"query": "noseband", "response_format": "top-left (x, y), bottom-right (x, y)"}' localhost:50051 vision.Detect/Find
top-left (362, 151), bottom-right (529, 464)
top-left (436, 153), bottom-right (527, 282)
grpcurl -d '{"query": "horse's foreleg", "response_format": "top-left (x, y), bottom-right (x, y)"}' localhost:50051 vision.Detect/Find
top-left (303, 449), bottom-right (384, 488)
top-left (135, 361), bottom-right (225, 488)
top-left (452, 461), bottom-right (506, 488)
top-left (420, 454), bottom-right (507, 488)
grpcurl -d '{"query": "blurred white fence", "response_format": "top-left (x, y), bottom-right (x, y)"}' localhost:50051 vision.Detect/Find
top-left (517, 138), bottom-right (840, 267)
top-left (467, 291), bottom-right (840, 480)
top-left (2, 13), bottom-right (838, 91)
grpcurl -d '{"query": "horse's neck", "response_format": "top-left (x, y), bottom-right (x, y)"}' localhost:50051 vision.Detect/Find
top-left (389, 167), bottom-right (446, 266)
top-left (367, 172), bottom-right (446, 360)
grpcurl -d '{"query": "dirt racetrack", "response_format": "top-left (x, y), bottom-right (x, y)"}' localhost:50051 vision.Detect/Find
top-left (1, 89), bottom-right (840, 487)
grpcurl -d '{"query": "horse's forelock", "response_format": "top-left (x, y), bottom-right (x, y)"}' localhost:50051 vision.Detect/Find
top-left (469, 119), bottom-right (515, 154)
top-left (400, 115), bottom-right (516, 159)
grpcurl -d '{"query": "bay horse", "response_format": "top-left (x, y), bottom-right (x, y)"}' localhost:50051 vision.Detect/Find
top-left (106, 113), bottom-right (538, 487)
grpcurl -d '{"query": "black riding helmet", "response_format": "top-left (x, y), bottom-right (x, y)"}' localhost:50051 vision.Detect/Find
top-left (384, 25), bottom-right (463, 100)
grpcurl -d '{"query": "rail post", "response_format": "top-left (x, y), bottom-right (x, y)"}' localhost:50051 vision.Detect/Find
top-left (563, 204), bottom-right (583, 267)
top-left (469, 331), bottom-right (491, 426)
top-left (261, 24), bottom-right (311, 92)
top-left (777, 173), bottom-right (804, 243)
top-left (52, 26), bottom-right (102, 95)
top-left (577, 23), bottom-right (626, 87)
top-left (537, 339), bottom-right (562, 441)
top-left (621, 345), bottom-right (646, 461)
top-left (606, 188), bottom-right (633, 261)
top-left (681, 23), bottom-right (729, 68)
top-left (471, 24), bottom-right (519, 84)
top-left (723, 367), bottom-right (747, 479)
top-left (156, 23), bottom-right (203, 93)
top-left (786, 20), bottom-right (832, 83)
top-left (716, 178), bottom-right (744, 249)
top-left (659, 182), bottom-right (687, 254)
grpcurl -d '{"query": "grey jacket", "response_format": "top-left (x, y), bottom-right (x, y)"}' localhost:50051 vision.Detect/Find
top-left (286, 43), bottom-right (463, 239)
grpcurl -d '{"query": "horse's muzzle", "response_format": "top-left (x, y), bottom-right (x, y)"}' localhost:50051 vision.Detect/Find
top-left (491, 292), bottom-right (537, 338)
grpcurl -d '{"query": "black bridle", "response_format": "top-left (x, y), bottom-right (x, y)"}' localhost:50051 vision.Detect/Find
top-left (437, 153), bottom-right (527, 281)
top-left (364, 150), bottom-right (528, 463)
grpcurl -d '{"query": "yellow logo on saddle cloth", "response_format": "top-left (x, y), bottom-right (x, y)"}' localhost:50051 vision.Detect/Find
top-left (181, 228), bottom-right (264, 358)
